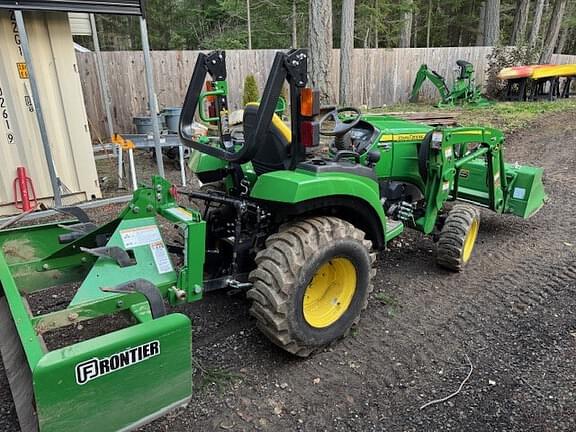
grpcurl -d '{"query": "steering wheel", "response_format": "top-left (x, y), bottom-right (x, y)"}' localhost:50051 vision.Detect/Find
top-left (318, 107), bottom-right (362, 137)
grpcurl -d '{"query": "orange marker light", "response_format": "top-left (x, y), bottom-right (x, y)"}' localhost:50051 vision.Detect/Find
top-left (300, 88), bottom-right (320, 117)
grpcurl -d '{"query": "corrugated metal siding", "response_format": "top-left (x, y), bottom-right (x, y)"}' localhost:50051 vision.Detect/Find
top-left (68, 12), bottom-right (91, 36)
top-left (0, 11), bottom-right (101, 215)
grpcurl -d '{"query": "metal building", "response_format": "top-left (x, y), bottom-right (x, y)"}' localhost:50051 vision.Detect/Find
top-left (0, 9), bottom-right (101, 215)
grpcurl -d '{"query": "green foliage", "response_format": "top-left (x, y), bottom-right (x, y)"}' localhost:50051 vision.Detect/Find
top-left (485, 44), bottom-right (541, 98)
top-left (243, 75), bottom-right (260, 106)
top-left (81, 0), bottom-right (575, 54)
top-left (280, 84), bottom-right (289, 102)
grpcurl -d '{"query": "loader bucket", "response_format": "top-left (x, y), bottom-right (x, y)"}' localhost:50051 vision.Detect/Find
top-left (455, 159), bottom-right (547, 219)
top-left (502, 164), bottom-right (547, 219)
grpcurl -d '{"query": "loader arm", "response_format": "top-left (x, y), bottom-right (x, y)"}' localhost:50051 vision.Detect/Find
top-left (409, 64), bottom-right (451, 103)
top-left (415, 126), bottom-right (546, 233)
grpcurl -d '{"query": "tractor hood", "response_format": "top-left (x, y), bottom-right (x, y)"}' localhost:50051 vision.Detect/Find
top-left (362, 115), bottom-right (433, 141)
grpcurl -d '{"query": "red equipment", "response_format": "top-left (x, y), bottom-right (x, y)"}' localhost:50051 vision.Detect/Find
top-left (205, 81), bottom-right (217, 122)
top-left (13, 166), bottom-right (37, 212)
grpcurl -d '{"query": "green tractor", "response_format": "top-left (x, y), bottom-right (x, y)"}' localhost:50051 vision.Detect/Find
top-left (188, 49), bottom-right (545, 349)
top-left (410, 60), bottom-right (492, 107)
top-left (0, 49), bottom-right (545, 432)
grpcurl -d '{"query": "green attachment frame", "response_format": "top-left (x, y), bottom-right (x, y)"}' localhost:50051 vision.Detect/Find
top-left (199, 80), bottom-right (228, 123)
top-left (0, 176), bottom-right (206, 432)
top-left (410, 63), bottom-right (492, 108)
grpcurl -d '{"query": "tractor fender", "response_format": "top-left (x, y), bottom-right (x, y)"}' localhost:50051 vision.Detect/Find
top-left (250, 170), bottom-right (387, 248)
top-left (188, 151), bottom-right (228, 183)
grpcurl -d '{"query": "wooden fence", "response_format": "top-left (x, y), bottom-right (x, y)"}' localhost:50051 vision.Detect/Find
top-left (76, 47), bottom-right (576, 140)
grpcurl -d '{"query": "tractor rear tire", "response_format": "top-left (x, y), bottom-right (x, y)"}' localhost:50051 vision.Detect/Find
top-left (247, 217), bottom-right (375, 357)
top-left (436, 205), bottom-right (480, 272)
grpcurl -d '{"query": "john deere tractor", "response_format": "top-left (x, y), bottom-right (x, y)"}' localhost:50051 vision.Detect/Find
top-left (188, 49), bottom-right (545, 352)
top-left (410, 60), bottom-right (491, 107)
top-left (0, 49), bottom-right (545, 432)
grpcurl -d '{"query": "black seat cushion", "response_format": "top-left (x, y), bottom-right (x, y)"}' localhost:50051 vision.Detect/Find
top-left (243, 104), bottom-right (292, 176)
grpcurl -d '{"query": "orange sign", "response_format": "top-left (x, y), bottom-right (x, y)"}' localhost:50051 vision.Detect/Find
top-left (17, 63), bottom-right (28, 79)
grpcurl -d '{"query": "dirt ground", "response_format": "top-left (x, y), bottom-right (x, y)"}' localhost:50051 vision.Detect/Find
top-left (1, 109), bottom-right (576, 431)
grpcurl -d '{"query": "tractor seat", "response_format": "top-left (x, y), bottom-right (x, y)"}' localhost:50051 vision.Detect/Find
top-left (243, 103), bottom-right (292, 176)
top-left (456, 60), bottom-right (472, 79)
top-left (243, 103), bottom-right (376, 181)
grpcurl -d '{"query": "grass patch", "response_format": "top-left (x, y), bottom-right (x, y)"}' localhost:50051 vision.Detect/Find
top-left (457, 99), bottom-right (576, 133)
top-left (192, 357), bottom-right (240, 392)
top-left (369, 99), bottom-right (576, 134)
top-left (375, 291), bottom-right (400, 317)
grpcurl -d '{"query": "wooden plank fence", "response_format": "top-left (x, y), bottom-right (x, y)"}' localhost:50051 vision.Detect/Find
top-left (76, 47), bottom-right (576, 140)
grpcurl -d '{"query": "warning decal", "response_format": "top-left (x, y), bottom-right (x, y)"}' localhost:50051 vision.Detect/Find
top-left (120, 225), bottom-right (162, 249)
top-left (150, 241), bottom-right (173, 274)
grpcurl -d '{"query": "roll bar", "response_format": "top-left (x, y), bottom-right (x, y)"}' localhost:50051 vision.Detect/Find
top-left (179, 49), bottom-right (308, 165)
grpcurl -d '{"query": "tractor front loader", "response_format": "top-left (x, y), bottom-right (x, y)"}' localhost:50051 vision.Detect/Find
top-left (410, 61), bottom-right (491, 107)
top-left (0, 49), bottom-right (546, 432)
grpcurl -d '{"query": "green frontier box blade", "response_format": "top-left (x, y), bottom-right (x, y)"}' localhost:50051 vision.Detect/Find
top-left (0, 176), bottom-right (203, 432)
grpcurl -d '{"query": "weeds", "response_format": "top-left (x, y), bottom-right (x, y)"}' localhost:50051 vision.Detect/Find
top-left (370, 99), bottom-right (576, 134)
top-left (458, 99), bottom-right (576, 132)
top-left (192, 357), bottom-right (240, 392)
top-left (375, 292), bottom-right (400, 317)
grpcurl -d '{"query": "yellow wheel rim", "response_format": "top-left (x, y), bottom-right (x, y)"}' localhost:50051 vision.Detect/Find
top-left (462, 218), bottom-right (479, 263)
top-left (303, 258), bottom-right (357, 328)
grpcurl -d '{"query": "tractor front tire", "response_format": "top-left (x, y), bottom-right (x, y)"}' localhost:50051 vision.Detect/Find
top-left (247, 217), bottom-right (375, 357)
top-left (436, 205), bottom-right (480, 272)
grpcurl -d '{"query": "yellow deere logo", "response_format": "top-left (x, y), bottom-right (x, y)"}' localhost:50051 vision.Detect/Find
top-left (380, 133), bottom-right (426, 142)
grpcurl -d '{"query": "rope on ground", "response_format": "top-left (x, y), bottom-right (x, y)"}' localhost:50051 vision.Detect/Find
top-left (419, 353), bottom-right (473, 411)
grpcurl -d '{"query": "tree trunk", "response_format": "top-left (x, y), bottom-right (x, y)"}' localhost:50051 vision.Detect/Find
top-left (426, 0), bottom-right (433, 47)
top-left (539, 0), bottom-right (567, 63)
top-left (363, 27), bottom-right (370, 48)
top-left (555, 1), bottom-right (573, 54)
top-left (413, 9), bottom-right (418, 47)
top-left (555, 25), bottom-right (568, 54)
top-left (374, 0), bottom-right (379, 48)
top-left (483, 0), bottom-right (500, 46)
top-left (292, 0), bottom-right (298, 48)
top-left (529, 0), bottom-right (546, 47)
top-left (309, 0), bottom-right (333, 104)
top-left (339, 0), bottom-right (355, 105)
top-left (476, 2), bottom-right (485, 45)
top-left (246, 0), bottom-right (252, 49)
top-left (399, 0), bottom-right (413, 48)
top-left (510, 0), bottom-right (530, 44)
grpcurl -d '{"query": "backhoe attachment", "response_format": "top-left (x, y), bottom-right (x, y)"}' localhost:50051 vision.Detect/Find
top-left (409, 61), bottom-right (491, 108)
